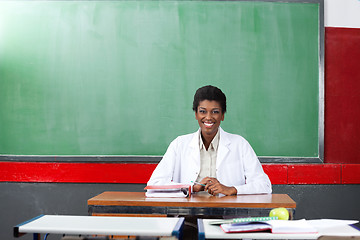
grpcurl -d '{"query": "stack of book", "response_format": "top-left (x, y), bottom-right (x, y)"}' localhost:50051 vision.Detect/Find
top-left (144, 184), bottom-right (191, 198)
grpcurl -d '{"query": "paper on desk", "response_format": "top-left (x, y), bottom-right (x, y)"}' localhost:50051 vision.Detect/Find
top-left (307, 219), bottom-right (359, 229)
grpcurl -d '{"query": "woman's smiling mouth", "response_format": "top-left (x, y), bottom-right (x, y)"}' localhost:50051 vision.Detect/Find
top-left (204, 122), bottom-right (215, 128)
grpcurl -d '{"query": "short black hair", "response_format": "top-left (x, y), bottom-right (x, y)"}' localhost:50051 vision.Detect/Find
top-left (192, 85), bottom-right (226, 113)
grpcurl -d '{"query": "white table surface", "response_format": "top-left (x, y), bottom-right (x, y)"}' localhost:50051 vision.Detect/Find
top-left (199, 219), bottom-right (360, 239)
top-left (16, 215), bottom-right (183, 237)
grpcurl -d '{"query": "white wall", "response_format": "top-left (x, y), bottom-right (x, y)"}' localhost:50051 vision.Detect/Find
top-left (325, 0), bottom-right (360, 28)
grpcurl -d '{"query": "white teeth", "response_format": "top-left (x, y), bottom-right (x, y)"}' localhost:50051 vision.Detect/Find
top-left (204, 122), bottom-right (214, 127)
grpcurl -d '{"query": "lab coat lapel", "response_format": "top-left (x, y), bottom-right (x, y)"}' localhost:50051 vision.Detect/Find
top-left (189, 130), bottom-right (201, 170)
top-left (217, 127), bottom-right (230, 169)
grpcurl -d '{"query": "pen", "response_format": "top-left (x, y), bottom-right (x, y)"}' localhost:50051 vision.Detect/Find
top-left (191, 181), bottom-right (206, 187)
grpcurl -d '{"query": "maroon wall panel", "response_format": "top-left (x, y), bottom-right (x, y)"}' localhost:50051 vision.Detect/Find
top-left (325, 27), bottom-right (360, 164)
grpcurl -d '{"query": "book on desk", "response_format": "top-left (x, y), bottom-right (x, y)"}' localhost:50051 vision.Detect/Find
top-left (207, 217), bottom-right (359, 234)
top-left (220, 219), bottom-right (318, 234)
top-left (144, 184), bottom-right (192, 197)
top-left (198, 218), bottom-right (360, 240)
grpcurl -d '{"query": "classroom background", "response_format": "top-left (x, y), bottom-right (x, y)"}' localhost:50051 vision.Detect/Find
top-left (1, 0), bottom-right (359, 239)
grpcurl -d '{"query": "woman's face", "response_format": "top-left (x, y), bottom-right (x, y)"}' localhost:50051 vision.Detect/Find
top-left (195, 100), bottom-right (225, 139)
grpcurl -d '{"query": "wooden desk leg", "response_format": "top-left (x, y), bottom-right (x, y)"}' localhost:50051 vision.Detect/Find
top-left (33, 233), bottom-right (40, 240)
top-left (288, 208), bottom-right (295, 220)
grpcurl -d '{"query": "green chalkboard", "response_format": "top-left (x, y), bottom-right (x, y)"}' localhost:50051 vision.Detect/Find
top-left (0, 0), bottom-right (322, 160)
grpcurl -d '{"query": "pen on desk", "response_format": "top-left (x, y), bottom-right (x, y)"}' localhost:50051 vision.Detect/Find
top-left (191, 181), bottom-right (206, 187)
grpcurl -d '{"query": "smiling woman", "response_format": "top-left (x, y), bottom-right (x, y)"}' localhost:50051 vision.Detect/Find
top-left (195, 100), bottom-right (224, 148)
top-left (193, 86), bottom-right (226, 149)
top-left (147, 85), bottom-right (272, 196)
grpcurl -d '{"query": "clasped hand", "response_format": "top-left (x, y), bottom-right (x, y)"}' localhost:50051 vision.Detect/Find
top-left (193, 177), bottom-right (237, 196)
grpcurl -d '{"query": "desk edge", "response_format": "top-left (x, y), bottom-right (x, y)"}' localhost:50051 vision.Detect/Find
top-left (14, 215), bottom-right (44, 238)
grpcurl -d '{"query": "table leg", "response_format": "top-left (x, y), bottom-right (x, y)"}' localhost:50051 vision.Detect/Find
top-left (33, 233), bottom-right (40, 240)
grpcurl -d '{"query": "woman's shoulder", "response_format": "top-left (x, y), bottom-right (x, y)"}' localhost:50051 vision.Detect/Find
top-left (220, 129), bottom-right (250, 145)
top-left (166, 131), bottom-right (198, 151)
top-left (174, 131), bottom-right (197, 142)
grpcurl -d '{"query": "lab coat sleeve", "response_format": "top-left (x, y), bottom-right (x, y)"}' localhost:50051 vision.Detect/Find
top-left (234, 140), bottom-right (272, 194)
top-left (147, 138), bottom-right (178, 185)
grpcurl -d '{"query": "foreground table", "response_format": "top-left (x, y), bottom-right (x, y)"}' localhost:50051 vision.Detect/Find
top-left (88, 192), bottom-right (296, 219)
top-left (197, 219), bottom-right (360, 240)
top-left (14, 215), bottom-right (184, 240)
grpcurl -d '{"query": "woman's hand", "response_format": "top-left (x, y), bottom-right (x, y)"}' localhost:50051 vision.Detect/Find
top-left (192, 182), bottom-right (205, 192)
top-left (203, 177), bottom-right (237, 196)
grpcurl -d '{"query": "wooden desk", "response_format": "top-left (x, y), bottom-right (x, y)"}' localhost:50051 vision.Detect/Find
top-left (88, 192), bottom-right (296, 219)
top-left (197, 219), bottom-right (360, 239)
top-left (14, 215), bottom-right (184, 240)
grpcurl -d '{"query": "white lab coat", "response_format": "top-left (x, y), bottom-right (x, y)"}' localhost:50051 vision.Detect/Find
top-left (147, 127), bottom-right (272, 194)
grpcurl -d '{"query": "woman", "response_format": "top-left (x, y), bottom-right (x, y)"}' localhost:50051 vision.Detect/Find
top-left (147, 85), bottom-right (271, 195)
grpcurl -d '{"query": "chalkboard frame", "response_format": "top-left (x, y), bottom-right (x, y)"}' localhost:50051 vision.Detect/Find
top-left (0, 0), bottom-right (324, 163)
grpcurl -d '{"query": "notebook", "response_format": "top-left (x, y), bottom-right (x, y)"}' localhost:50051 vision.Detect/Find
top-left (210, 217), bottom-right (278, 225)
top-left (220, 219), bottom-right (318, 234)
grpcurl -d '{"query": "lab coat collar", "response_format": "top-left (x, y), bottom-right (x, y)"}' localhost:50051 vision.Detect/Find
top-left (189, 127), bottom-right (231, 169)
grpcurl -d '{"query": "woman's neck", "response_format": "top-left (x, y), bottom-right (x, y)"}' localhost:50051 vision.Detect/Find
top-left (201, 131), bottom-right (217, 150)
